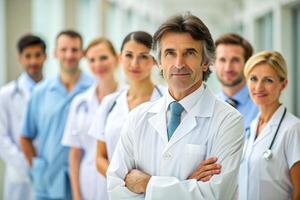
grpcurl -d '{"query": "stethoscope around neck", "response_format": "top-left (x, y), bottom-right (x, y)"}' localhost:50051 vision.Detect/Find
top-left (243, 107), bottom-right (287, 161)
top-left (11, 76), bottom-right (25, 99)
top-left (75, 85), bottom-right (164, 114)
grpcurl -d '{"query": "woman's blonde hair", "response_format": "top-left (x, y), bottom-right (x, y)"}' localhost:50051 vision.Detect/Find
top-left (84, 37), bottom-right (117, 56)
top-left (244, 50), bottom-right (288, 82)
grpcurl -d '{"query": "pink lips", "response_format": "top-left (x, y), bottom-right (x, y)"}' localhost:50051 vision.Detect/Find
top-left (254, 93), bottom-right (267, 98)
top-left (129, 70), bottom-right (141, 74)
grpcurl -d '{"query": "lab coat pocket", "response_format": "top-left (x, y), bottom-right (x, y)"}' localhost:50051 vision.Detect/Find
top-left (31, 157), bottom-right (47, 194)
top-left (259, 158), bottom-right (289, 200)
top-left (181, 144), bottom-right (206, 179)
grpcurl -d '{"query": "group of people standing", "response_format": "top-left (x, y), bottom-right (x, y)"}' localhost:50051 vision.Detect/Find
top-left (0, 13), bottom-right (299, 200)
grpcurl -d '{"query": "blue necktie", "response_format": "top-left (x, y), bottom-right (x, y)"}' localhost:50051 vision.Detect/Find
top-left (226, 97), bottom-right (238, 108)
top-left (167, 101), bottom-right (184, 140)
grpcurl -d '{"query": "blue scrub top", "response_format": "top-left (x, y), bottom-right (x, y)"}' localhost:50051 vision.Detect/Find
top-left (219, 85), bottom-right (258, 129)
top-left (22, 73), bottom-right (93, 199)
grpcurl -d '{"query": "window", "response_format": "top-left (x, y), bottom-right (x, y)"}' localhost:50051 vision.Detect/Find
top-left (255, 12), bottom-right (273, 51)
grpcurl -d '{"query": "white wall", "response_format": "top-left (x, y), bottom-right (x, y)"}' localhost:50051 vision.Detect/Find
top-left (0, 0), bottom-right (6, 86)
top-left (242, 0), bottom-right (300, 116)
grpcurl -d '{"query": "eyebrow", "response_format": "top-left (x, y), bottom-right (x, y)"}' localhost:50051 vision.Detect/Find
top-left (163, 48), bottom-right (199, 53)
top-left (124, 50), bottom-right (150, 55)
top-left (185, 48), bottom-right (199, 53)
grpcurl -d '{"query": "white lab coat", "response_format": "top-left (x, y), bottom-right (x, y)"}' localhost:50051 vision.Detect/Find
top-left (89, 85), bottom-right (165, 161)
top-left (62, 84), bottom-right (108, 200)
top-left (0, 73), bottom-right (35, 200)
top-left (238, 105), bottom-right (300, 200)
top-left (107, 85), bottom-right (244, 200)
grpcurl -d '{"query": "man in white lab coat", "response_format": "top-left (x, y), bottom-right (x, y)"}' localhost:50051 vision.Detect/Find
top-left (0, 34), bottom-right (46, 200)
top-left (107, 13), bottom-right (244, 200)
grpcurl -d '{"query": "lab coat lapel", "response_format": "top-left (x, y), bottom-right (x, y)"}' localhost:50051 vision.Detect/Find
top-left (253, 105), bottom-right (284, 146)
top-left (166, 87), bottom-right (215, 150)
top-left (148, 98), bottom-right (169, 145)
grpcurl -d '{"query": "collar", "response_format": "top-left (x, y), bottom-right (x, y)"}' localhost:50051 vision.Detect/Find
top-left (220, 84), bottom-right (249, 105)
top-left (150, 83), bottom-right (214, 117)
top-left (18, 72), bottom-right (38, 92)
top-left (263, 104), bottom-right (286, 127)
top-left (49, 72), bottom-right (93, 92)
top-left (166, 83), bottom-right (205, 113)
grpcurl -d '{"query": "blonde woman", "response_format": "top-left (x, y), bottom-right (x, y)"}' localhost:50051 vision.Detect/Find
top-left (238, 51), bottom-right (300, 200)
top-left (62, 38), bottom-right (119, 200)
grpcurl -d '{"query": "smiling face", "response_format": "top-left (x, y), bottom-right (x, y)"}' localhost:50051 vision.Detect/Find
top-left (55, 35), bottom-right (83, 74)
top-left (86, 42), bottom-right (117, 81)
top-left (215, 44), bottom-right (246, 87)
top-left (120, 40), bottom-right (154, 83)
top-left (19, 45), bottom-right (46, 80)
top-left (159, 32), bottom-right (208, 100)
top-left (247, 63), bottom-right (287, 108)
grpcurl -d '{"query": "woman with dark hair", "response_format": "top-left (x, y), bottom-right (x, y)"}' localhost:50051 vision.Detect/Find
top-left (89, 31), bottom-right (165, 179)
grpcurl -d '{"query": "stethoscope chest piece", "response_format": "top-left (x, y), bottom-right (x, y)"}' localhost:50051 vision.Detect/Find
top-left (263, 149), bottom-right (272, 160)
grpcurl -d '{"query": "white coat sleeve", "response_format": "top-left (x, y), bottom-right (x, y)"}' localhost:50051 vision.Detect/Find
top-left (144, 112), bottom-right (244, 200)
top-left (285, 122), bottom-right (300, 169)
top-left (0, 89), bottom-right (28, 172)
top-left (107, 108), bottom-right (244, 200)
top-left (106, 114), bottom-right (145, 200)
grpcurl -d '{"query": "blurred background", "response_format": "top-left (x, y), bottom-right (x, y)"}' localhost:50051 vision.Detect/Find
top-left (0, 0), bottom-right (300, 196)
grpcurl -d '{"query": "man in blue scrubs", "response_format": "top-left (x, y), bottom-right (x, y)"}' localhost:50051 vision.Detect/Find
top-left (20, 30), bottom-right (93, 200)
top-left (214, 33), bottom-right (258, 129)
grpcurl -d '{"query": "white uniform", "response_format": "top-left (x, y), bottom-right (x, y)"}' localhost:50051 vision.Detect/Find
top-left (238, 105), bottom-right (300, 200)
top-left (0, 73), bottom-right (36, 200)
top-left (62, 84), bottom-right (108, 200)
top-left (107, 84), bottom-right (244, 200)
top-left (89, 85), bottom-right (165, 161)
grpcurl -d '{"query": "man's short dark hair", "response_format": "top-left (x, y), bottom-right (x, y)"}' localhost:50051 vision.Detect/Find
top-left (215, 33), bottom-right (253, 62)
top-left (153, 13), bottom-right (215, 81)
top-left (56, 30), bottom-right (83, 48)
top-left (17, 34), bottom-right (46, 54)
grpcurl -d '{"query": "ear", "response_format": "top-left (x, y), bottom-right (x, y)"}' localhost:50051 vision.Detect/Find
top-left (201, 62), bottom-right (209, 72)
top-left (281, 79), bottom-right (288, 91)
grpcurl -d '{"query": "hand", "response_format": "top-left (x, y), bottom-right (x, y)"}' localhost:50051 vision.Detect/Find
top-left (125, 169), bottom-right (151, 194)
top-left (188, 157), bottom-right (221, 182)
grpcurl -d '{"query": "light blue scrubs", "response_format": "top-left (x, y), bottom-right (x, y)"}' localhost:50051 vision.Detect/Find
top-left (21, 73), bottom-right (93, 200)
top-left (219, 85), bottom-right (258, 129)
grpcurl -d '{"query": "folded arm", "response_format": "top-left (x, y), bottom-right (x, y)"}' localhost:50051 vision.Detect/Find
top-left (108, 111), bottom-right (243, 200)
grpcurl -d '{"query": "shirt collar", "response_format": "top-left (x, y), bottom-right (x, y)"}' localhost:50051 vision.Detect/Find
top-left (166, 83), bottom-right (205, 113)
top-left (49, 72), bottom-right (94, 92)
top-left (19, 72), bottom-right (38, 92)
top-left (220, 84), bottom-right (249, 105)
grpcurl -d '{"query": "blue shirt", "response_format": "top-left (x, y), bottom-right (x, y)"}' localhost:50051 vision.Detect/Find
top-left (219, 85), bottom-right (258, 129)
top-left (22, 73), bottom-right (93, 199)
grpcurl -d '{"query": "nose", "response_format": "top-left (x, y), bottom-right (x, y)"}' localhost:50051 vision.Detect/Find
top-left (224, 61), bottom-right (231, 71)
top-left (131, 57), bottom-right (139, 68)
top-left (175, 55), bottom-right (185, 69)
top-left (29, 56), bottom-right (39, 65)
top-left (255, 80), bottom-right (264, 91)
